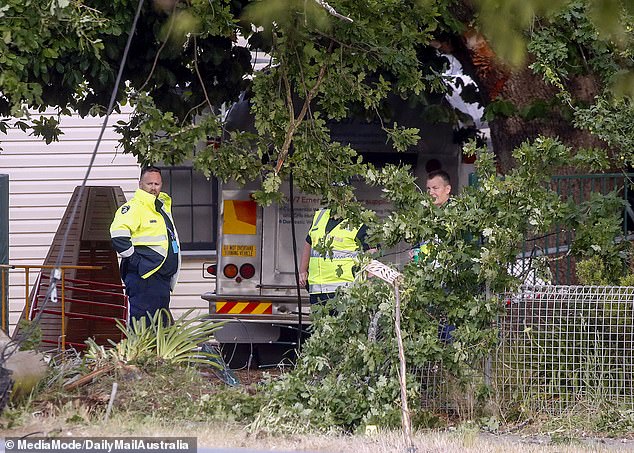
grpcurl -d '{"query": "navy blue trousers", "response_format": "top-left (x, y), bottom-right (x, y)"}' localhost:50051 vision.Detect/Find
top-left (309, 292), bottom-right (338, 317)
top-left (309, 292), bottom-right (336, 305)
top-left (124, 271), bottom-right (172, 324)
top-left (439, 324), bottom-right (456, 344)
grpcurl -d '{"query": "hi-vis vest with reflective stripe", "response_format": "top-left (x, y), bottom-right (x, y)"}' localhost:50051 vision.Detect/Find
top-left (110, 189), bottom-right (180, 282)
top-left (308, 209), bottom-right (361, 294)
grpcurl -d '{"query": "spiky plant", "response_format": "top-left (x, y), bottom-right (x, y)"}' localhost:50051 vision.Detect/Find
top-left (85, 309), bottom-right (223, 367)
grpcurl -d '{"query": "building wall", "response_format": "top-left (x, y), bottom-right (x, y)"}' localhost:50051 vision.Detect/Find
top-left (0, 111), bottom-right (212, 332)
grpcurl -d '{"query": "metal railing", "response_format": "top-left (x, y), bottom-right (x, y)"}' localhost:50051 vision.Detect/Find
top-left (32, 274), bottom-right (128, 350)
top-left (1, 264), bottom-right (99, 332)
top-left (0, 264), bottom-right (128, 351)
top-left (524, 173), bottom-right (634, 284)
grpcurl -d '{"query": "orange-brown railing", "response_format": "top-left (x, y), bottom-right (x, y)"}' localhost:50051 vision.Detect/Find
top-left (0, 264), bottom-right (128, 350)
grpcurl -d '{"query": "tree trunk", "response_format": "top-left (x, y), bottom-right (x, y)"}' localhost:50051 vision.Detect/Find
top-left (490, 66), bottom-right (604, 173)
top-left (445, 28), bottom-right (605, 174)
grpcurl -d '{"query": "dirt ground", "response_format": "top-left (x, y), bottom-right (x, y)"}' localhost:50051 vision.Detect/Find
top-left (2, 365), bottom-right (634, 452)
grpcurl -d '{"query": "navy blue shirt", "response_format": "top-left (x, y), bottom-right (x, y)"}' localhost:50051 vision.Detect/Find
top-left (155, 198), bottom-right (179, 278)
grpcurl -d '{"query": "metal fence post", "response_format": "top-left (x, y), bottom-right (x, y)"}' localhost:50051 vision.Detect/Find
top-left (484, 281), bottom-right (492, 387)
top-left (0, 175), bottom-right (8, 333)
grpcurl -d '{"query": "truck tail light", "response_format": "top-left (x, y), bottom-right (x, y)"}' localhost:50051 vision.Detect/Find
top-left (223, 264), bottom-right (238, 278)
top-left (240, 263), bottom-right (256, 279)
top-left (206, 264), bottom-right (217, 276)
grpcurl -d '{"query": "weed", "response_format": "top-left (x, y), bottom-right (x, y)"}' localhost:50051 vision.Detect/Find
top-left (199, 387), bottom-right (263, 422)
top-left (411, 409), bottom-right (444, 429)
top-left (451, 421), bottom-right (480, 448)
top-left (13, 319), bottom-right (42, 351)
top-left (596, 407), bottom-right (634, 436)
top-left (551, 432), bottom-right (581, 445)
top-left (0, 401), bottom-right (32, 430)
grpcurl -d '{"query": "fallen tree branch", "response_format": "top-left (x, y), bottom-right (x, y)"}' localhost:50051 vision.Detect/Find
top-left (275, 43), bottom-right (333, 173)
top-left (63, 364), bottom-right (115, 391)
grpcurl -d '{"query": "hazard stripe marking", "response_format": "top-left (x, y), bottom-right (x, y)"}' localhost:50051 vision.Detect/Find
top-left (252, 302), bottom-right (272, 314)
top-left (228, 302), bottom-right (249, 314)
top-left (215, 301), bottom-right (273, 315)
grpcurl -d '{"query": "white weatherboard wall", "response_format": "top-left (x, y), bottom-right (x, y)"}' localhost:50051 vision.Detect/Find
top-left (0, 111), bottom-right (211, 332)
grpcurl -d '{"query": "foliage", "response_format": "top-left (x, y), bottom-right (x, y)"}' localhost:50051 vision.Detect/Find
top-left (199, 387), bottom-right (264, 423)
top-left (105, 363), bottom-right (221, 421)
top-left (115, 92), bottom-right (222, 167)
top-left (569, 192), bottom-right (630, 282)
top-left (3, 0), bottom-right (634, 194)
top-left (474, 0), bottom-right (634, 68)
top-left (4, 0), bottom-right (634, 433)
top-left (22, 360), bottom-right (232, 424)
top-left (119, 0), bottom-right (457, 207)
top-left (597, 407), bottom-right (634, 435)
top-left (575, 98), bottom-right (634, 167)
top-left (14, 319), bottom-right (42, 352)
top-left (248, 137), bottom-right (603, 432)
top-left (85, 309), bottom-right (224, 367)
top-left (576, 256), bottom-right (611, 285)
top-left (0, 0), bottom-right (248, 142)
top-left (527, 1), bottom-right (634, 166)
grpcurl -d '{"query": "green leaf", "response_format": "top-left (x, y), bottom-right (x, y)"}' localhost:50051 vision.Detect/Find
top-left (483, 99), bottom-right (517, 122)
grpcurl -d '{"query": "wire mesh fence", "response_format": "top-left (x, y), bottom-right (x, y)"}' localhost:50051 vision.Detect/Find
top-left (413, 285), bottom-right (634, 416)
top-left (494, 285), bottom-right (634, 414)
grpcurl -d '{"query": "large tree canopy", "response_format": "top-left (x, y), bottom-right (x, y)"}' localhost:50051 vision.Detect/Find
top-left (2, 0), bottom-right (634, 227)
top-left (2, 1), bottom-right (633, 184)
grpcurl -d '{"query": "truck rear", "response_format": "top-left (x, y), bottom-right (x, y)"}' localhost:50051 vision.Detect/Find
top-left (204, 174), bottom-right (419, 367)
top-left (202, 181), bottom-right (320, 366)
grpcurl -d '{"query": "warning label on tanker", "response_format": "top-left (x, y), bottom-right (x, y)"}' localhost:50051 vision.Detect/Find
top-left (222, 244), bottom-right (256, 257)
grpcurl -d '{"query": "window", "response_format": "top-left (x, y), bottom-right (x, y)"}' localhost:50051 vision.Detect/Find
top-left (159, 166), bottom-right (218, 252)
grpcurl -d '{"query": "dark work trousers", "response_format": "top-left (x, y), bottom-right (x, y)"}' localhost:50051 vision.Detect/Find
top-left (309, 292), bottom-right (336, 305)
top-left (309, 292), bottom-right (338, 317)
top-left (124, 271), bottom-right (172, 325)
top-left (439, 324), bottom-right (456, 344)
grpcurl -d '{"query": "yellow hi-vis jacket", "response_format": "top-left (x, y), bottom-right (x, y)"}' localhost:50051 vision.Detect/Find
top-left (110, 189), bottom-right (181, 289)
top-left (307, 209), bottom-right (361, 294)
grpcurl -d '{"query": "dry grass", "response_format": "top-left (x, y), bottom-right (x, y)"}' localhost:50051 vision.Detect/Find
top-left (1, 412), bottom-right (633, 452)
top-left (1, 359), bottom-right (632, 452)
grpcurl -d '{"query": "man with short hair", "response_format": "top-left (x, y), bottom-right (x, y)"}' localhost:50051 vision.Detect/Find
top-left (412, 170), bottom-right (452, 263)
top-left (425, 169), bottom-right (452, 207)
top-left (421, 169), bottom-right (455, 342)
top-left (110, 166), bottom-right (181, 323)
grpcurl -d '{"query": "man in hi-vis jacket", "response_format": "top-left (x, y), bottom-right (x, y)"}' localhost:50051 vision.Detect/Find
top-left (299, 208), bottom-right (370, 306)
top-left (110, 166), bottom-right (181, 323)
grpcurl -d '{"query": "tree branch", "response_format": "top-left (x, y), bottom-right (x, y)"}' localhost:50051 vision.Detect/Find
top-left (193, 35), bottom-right (213, 112)
top-left (313, 0), bottom-right (353, 23)
top-left (139, 0), bottom-right (179, 92)
top-left (275, 43), bottom-right (333, 173)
